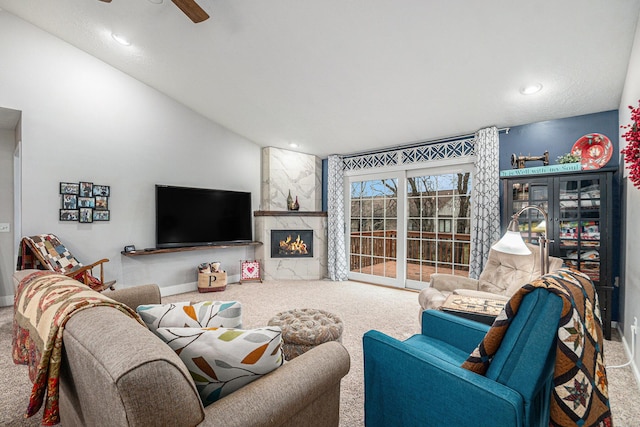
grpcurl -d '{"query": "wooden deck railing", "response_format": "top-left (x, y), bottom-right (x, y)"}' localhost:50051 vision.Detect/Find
top-left (350, 230), bottom-right (470, 268)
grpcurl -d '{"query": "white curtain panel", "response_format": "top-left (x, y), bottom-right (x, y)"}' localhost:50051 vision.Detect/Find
top-left (469, 126), bottom-right (501, 278)
top-left (327, 155), bottom-right (349, 281)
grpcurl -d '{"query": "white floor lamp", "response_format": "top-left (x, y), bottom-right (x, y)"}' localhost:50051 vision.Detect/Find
top-left (492, 205), bottom-right (550, 275)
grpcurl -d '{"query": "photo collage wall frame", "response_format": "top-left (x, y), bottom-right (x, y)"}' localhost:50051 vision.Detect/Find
top-left (60, 181), bottom-right (110, 223)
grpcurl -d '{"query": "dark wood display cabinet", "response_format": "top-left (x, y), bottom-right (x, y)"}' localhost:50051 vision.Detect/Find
top-left (501, 168), bottom-right (615, 339)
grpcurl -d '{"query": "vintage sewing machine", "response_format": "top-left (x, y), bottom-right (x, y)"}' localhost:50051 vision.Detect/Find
top-left (511, 151), bottom-right (549, 169)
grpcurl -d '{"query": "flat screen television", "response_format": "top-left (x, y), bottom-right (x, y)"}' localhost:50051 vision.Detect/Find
top-left (155, 185), bottom-right (253, 248)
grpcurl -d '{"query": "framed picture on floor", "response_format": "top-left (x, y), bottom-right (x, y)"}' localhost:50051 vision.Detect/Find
top-left (240, 260), bottom-right (262, 283)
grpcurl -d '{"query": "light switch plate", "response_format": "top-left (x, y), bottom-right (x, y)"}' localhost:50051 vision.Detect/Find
top-left (0, 223), bottom-right (10, 232)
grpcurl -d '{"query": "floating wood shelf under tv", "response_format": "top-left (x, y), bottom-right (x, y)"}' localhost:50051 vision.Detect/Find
top-left (121, 241), bottom-right (263, 256)
top-left (254, 211), bottom-right (327, 217)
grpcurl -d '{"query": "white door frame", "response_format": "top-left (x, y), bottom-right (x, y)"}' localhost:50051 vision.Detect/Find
top-left (346, 171), bottom-right (406, 288)
top-left (404, 163), bottom-right (474, 290)
top-left (13, 139), bottom-right (22, 271)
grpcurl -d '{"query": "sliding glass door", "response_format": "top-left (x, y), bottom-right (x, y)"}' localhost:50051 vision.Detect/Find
top-left (348, 176), bottom-right (402, 287)
top-left (347, 166), bottom-right (472, 289)
top-left (405, 172), bottom-right (472, 289)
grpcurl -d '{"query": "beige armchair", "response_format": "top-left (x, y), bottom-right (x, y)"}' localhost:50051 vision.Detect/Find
top-left (418, 243), bottom-right (563, 315)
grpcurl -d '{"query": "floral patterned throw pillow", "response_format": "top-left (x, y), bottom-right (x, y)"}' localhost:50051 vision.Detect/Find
top-left (156, 326), bottom-right (284, 405)
top-left (136, 301), bottom-right (242, 335)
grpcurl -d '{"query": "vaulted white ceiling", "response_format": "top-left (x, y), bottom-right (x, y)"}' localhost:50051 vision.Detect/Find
top-left (1, 0), bottom-right (639, 157)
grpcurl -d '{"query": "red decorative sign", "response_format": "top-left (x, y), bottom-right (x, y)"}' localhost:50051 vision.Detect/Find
top-left (240, 260), bottom-right (262, 283)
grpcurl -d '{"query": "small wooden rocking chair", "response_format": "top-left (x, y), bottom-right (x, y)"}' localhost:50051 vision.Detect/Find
top-left (17, 234), bottom-right (116, 292)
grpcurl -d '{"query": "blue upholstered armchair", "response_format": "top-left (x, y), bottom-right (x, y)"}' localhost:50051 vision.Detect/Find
top-left (363, 288), bottom-right (563, 427)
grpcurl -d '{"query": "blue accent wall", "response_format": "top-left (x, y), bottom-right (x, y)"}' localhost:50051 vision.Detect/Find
top-left (499, 110), bottom-right (619, 170)
top-left (500, 110), bottom-right (621, 321)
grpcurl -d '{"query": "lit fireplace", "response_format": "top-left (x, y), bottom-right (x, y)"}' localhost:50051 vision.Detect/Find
top-left (271, 230), bottom-right (314, 258)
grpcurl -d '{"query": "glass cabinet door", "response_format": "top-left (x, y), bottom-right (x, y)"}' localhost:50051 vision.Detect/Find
top-left (502, 170), bottom-right (613, 340)
top-left (506, 178), bottom-right (550, 245)
top-left (557, 176), bottom-right (602, 284)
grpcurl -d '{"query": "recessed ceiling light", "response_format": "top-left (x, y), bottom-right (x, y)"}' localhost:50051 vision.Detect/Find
top-left (289, 143), bottom-right (299, 148)
top-left (520, 83), bottom-right (543, 95)
top-left (147, 0), bottom-right (163, 4)
top-left (111, 33), bottom-right (131, 46)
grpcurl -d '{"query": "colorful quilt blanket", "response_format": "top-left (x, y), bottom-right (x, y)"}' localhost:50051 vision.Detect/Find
top-left (17, 235), bottom-right (82, 273)
top-left (17, 234), bottom-right (109, 292)
top-left (12, 271), bottom-right (145, 425)
top-left (462, 268), bottom-right (611, 427)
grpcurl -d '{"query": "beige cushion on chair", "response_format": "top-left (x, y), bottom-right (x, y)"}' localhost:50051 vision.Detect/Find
top-left (418, 243), bottom-right (563, 319)
top-left (478, 245), bottom-right (564, 296)
top-left (452, 289), bottom-right (510, 301)
top-left (418, 287), bottom-right (449, 311)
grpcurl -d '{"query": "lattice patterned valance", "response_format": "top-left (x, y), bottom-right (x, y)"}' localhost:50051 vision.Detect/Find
top-left (342, 137), bottom-right (475, 171)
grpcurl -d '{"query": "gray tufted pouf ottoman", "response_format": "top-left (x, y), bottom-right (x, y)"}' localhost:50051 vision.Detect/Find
top-left (268, 308), bottom-right (344, 360)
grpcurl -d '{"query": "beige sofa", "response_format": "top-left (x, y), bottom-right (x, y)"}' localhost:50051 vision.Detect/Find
top-left (12, 271), bottom-right (351, 427)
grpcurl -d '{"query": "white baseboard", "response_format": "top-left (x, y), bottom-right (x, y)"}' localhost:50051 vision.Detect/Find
top-left (0, 294), bottom-right (14, 307)
top-left (158, 274), bottom-right (240, 297)
top-left (2, 275), bottom-right (243, 305)
top-left (159, 282), bottom-right (198, 297)
top-left (617, 323), bottom-right (640, 392)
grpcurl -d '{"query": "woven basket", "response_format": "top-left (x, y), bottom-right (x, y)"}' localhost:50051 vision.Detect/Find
top-left (197, 272), bottom-right (227, 292)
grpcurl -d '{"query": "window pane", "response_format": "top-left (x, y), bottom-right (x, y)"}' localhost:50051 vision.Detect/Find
top-left (385, 219), bottom-right (397, 232)
top-left (422, 197), bottom-right (437, 216)
top-left (386, 199), bottom-right (397, 216)
top-left (406, 172), bottom-right (472, 283)
top-left (407, 218), bottom-right (420, 231)
top-left (361, 237), bottom-right (372, 255)
top-left (407, 197), bottom-right (420, 217)
top-left (422, 239), bottom-right (437, 261)
top-left (361, 199), bottom-right (373, 217)
top-left (372, 199), bottom-right (385, 218)
top-left (456, 218), bottom-right (470, 234)
top-left (422, 219), bottom-right (436, 232)
top-left (407, 239), bottom-right (421, 261)
top-left (349, 178), bottom-right (398, 279)
top-left (350, 200), bottom-right (361, 217)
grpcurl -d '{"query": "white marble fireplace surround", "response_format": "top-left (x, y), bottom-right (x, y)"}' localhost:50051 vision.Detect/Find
top-left (261, 147), bottom-right (322, 211)
top-left (257, 147), bottom-right (327, 280)
top-left (255, 211), bottom-right (328, 280)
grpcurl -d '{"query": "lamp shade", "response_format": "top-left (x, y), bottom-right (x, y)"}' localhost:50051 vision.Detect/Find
top-left (491, 230), bottom-right (532, 255)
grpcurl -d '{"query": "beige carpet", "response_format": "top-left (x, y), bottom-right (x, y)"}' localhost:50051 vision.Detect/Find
top-left (1, 279), bottom-right (639, 426)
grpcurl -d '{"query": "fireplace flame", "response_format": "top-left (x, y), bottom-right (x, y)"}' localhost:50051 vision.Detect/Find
top-left (279, 234), bottom-right (308, 255)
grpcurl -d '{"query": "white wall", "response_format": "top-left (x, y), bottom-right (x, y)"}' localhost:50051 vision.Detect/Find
top-left (0, 12), bottom-right (262, 303)
top-left (618, 11), bottom-right (640, 383)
